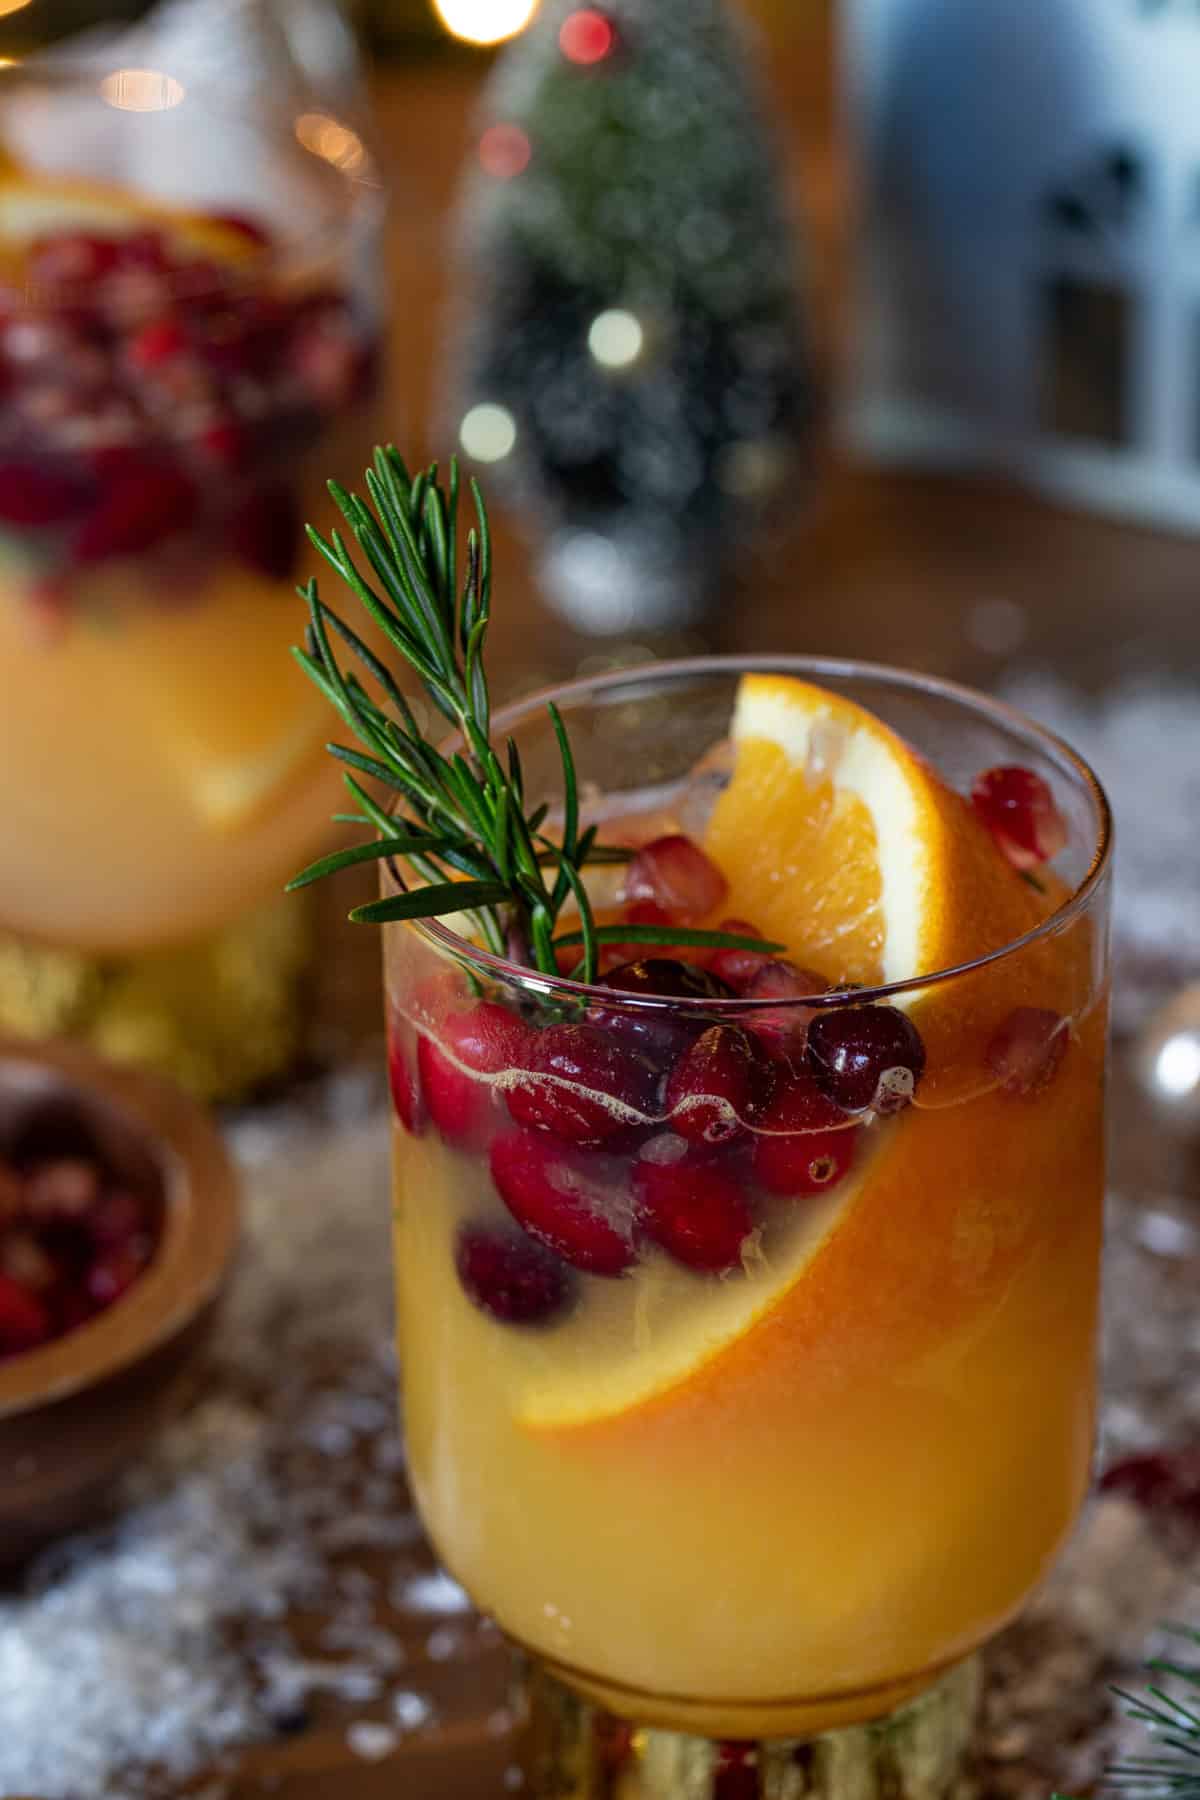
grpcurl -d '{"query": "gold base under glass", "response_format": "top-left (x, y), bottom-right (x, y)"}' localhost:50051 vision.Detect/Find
top-left (517, 1658), bottom-right (981, 1800)
top-left (0, 891), bottom-right (312, 1102)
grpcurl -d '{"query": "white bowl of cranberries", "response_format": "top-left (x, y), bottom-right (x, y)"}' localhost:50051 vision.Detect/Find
top-left (0, 1039), bottom-right (238, 1564)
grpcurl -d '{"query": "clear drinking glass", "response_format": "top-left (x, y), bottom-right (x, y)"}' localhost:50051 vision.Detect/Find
top-left (384, 657), bottom-right (1111, 1798)
top-left (0, 62), bottom-right (385, 1097)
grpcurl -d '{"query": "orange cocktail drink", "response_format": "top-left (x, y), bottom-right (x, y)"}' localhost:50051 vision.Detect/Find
top-left (384, 659), bottom-right (1110, 1772)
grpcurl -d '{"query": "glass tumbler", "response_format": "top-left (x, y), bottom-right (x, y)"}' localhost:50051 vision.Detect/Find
top-left (384, 656), bottom-right (1111, 1799)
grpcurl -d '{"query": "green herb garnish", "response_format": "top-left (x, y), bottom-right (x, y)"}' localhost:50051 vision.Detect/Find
top-left (287, 450), bottom-right (782, 983)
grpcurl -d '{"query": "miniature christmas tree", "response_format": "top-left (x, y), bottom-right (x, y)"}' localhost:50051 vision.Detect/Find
top-left (449, 0), bottom-right (813, 632)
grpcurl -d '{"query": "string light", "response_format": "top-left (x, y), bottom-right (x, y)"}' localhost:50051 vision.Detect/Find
top-left (479, 122), bottom-right (532, 180)
top-left (432, 0), bottom-right (539, 46)
top-left (559, 9), bottom-right (616, 65)
top-left (99, 69), bottom-right (186, 112)
top-left (460, 403), bottom-right (518, 462)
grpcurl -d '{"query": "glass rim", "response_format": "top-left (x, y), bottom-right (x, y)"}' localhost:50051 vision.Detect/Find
top-left (0, 59), bottom-right (384, 301)
top-left (406, 653), bottom-right (1113, 1012)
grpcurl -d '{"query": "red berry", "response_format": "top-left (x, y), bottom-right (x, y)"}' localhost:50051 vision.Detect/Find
top-left (0, 1272), bottom-right (51, 1356)
top-left (28, 232), bottom-right (121, 287)
top-left (633, 1156), bottom-right (754, 1274)
top-left (986, 1007), bottom-right (1068, 1097)
top-left (622, 834), bottom-right (729, 921)
top-left (85, 1243), bottom-right (147, 1308)
top-left (87, 1189), bottom-right (149, 1250)
top-left (195, 417), bottom-right (248, 471)
top-left (419, 1001), bottom-right (531, 1146)
top-left (387, 1033), bottom-right (424, 1136)
top-left (970, 766), bottom-right (1067, 870)
top-left (600, 959), bottom-right (735, 1003)
top-left (506, 1022), bottom-right (658, 1144)
top-left (597, 900), bottom-right (672, 973)
top-left (115, 229), bottom-right (171, 272)
top-left (744, 959), bottom-right (826, 1058)
top-left (490, 1129), bottom-right (637, 1276)
top-left (807, 1005), bottom-right (925, 1115)
top-left (596, 957), bottom-right (735, 1063)
top-left (128, 317), bottom-right (189, 370)
top-left (74, 462), bottom-right (197, 562)
top-left (0, 460), bottom-right (89, 527)
top-left (708, 919), bottom-right (770, 990)
top-left (665, 1025), bottom-right (775, 1145)
top-left (753, 1075), bottom-right (858, 1198)
top-left (230, 484), bottom-right (301, 581)
top-left (713, 1743), bottom-right (759, 1800)
top-left (454, 1222), bottom-right (573, 1325)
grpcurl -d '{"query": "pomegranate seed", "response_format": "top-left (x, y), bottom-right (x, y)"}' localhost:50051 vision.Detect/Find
top-left (665, 1025), bottom-right (775, 1145)
top-left (745, 959), bottom-right (827, 1058)
top-left (970, 766), bottom-right (1068, 870)
top-left (753, 1075), bottom-right (858, 1197)
top-left (0, 1273), bottom-right (51, 1356)
top-left (455, 1222), bottom-right (574, 1325)
top-left (506, 1022), bottom-right (658, 1144)
top-left (0, 460), bottom-right (89, 527)
top-left (807, 1005), bottom-right (926, 1115)
top-left (633, 1156), bottom-right (754, 1274)
top-left (490, 1129), bottom-right (637, 1276)
top-left (74, 463), bottom-right (197, 562)
top-left (387, 1034), bottom-right (424, 1136)
top-left (597, 900), bottom-right (673, 973)
top-left (419, 1001), bottom-right (531, 1146)
top-left (86, 1243), bottom-right (147, 1308)
top-left (622, 834), bottom-right (729, 921)
top-left (709, 919), bottom-right (771, 990)
top-left (986, 1007), bottom-right (1068, 1097)
top-left (128, 318), bottom-right (190, 370)
top-left (230, 484), bottom-right (302, 581)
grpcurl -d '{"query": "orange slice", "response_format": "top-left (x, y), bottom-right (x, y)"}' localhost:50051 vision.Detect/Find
top-left (0, 170), bottom-right (259, 275)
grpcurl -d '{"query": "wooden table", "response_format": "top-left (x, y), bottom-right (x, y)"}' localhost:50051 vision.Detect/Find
top-left (171, 27), bottom-right (1198, 1796)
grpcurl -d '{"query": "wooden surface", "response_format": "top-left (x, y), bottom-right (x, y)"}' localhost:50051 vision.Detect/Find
top-left (165, 24), bottom-right (1196, 1797)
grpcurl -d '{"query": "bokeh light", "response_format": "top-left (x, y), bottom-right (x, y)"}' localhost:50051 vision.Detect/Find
top-left (99, 68), bottom-right (186, 112)
top-left (588, 308), bottom-right (644, 368)
top-left (559, 9), bottom-right (616, 65)
top-left (295, 112), bottom-right (368, 175)
top-left (460, 403), bottom-right (518, 463)
top-left (0, 1), bottom-right (32, 16)
top-left (479, 122), bottom-right (532, 181)
top-left (432, 0), bottom-right (539, 47)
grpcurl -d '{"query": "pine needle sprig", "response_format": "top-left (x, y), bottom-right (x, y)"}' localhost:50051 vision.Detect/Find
top-left (1053, 1631), bottom-right (1200, 1800)
top-left (288, 450), bottom-right (783, 983)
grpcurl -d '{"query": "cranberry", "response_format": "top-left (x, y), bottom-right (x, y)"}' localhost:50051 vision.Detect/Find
top-left (454, 1222), bottom-right (574, 1326)
top-left (293, 318), bottom-right (361, 408)
top-left (622, 834), bottom-right (729, 921)
top-left (0, 460), bottom-right (89, 527)
top-left (633, 1156), bottom-right (754, 1274)
top-left (230, 484), bottom-right (302, 582)
top-left (195, 417), bottom-right (248, 472)
top-left (28, 233), bottom-right (121, 288)
top-left (85, 1243), bottom-right (147, 1308)
top-left (970, 766), bottom-right (1067, 870)
top-left (387, 1034), bottom-right (424, 1136)
top-left (490, 1129), bottom-right (637, 1276)
top-left (596, 958), bottom-right (736, 1064)
top-left (506, 1022), bottom-right (658, 1144)
top-left (74, 462), bottom-right (197, 562)
top-left (420, 1001), bottom-right (531, 1146)
top-left (128, 318), bottom-right (190, 370)
top-left (115, 229), bottom-right (172, 272)
top-left (87, 1189), bottom-right (149, 1250)
top-left (986, 1007), bottom-right (1068, 1097)
top-left (753, 1075), bottom-right (858, 1197)
top-left (709, 919), bottom-right (771, 990)
top-left (807, 1005), bottom-right (925, 1115)
top-left (0, 1273), bottom-right (51, 1356)
top-left (665, 1026), bottom-right (775, 1145)
top-left (600, 959), bottom-right (736, 1004)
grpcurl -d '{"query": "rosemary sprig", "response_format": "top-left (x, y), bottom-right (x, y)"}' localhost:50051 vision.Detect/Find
top-left (288, 450), bottom-right (782, 982)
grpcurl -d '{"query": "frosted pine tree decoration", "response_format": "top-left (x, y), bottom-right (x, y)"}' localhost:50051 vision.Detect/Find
top-left (447, 0), bottom-right (813, 633)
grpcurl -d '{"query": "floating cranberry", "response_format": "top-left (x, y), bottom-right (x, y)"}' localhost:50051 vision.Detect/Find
top-left (986, 1007), bottom-right (1068, 1097)
top-left (455, 1222), bottom-right (574, 1326)
top-left (74, 462), bottom-right (197, 562)
top-left (507, 1021), bottom-right (658, 1144)
top-left (753, 1075), bottom-right (858, 1198)
top-left (490, 1129), bottom-right (636, 1276)
top-left (420, 1001), bottom-right (531, 1146)
top-left (387, 1034), bottom-right (424, 1137)
top-left (633, 1156), bottom-right (753, 1274)
top-left (0, 460), bottom-right (89, 528)
top-left (807, 1005), bottom-right (925, 1115)
top-left (970, 766), bottom-right (1067, 871)
top-left (0, 1273), bottom-right (51, 1356)
top-left (596, 958), bottom-right (735, 1063)
top-left (600, 959), bottom-right (735, 1004)
top-left (709, 919), bottom-right (771, 990)
top-left (665, 1025), bottom-right (775, 1146)
top-left (230, 483), bottom-right (302, 581)
top-left (622, 834), bottom-right (729, 921)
